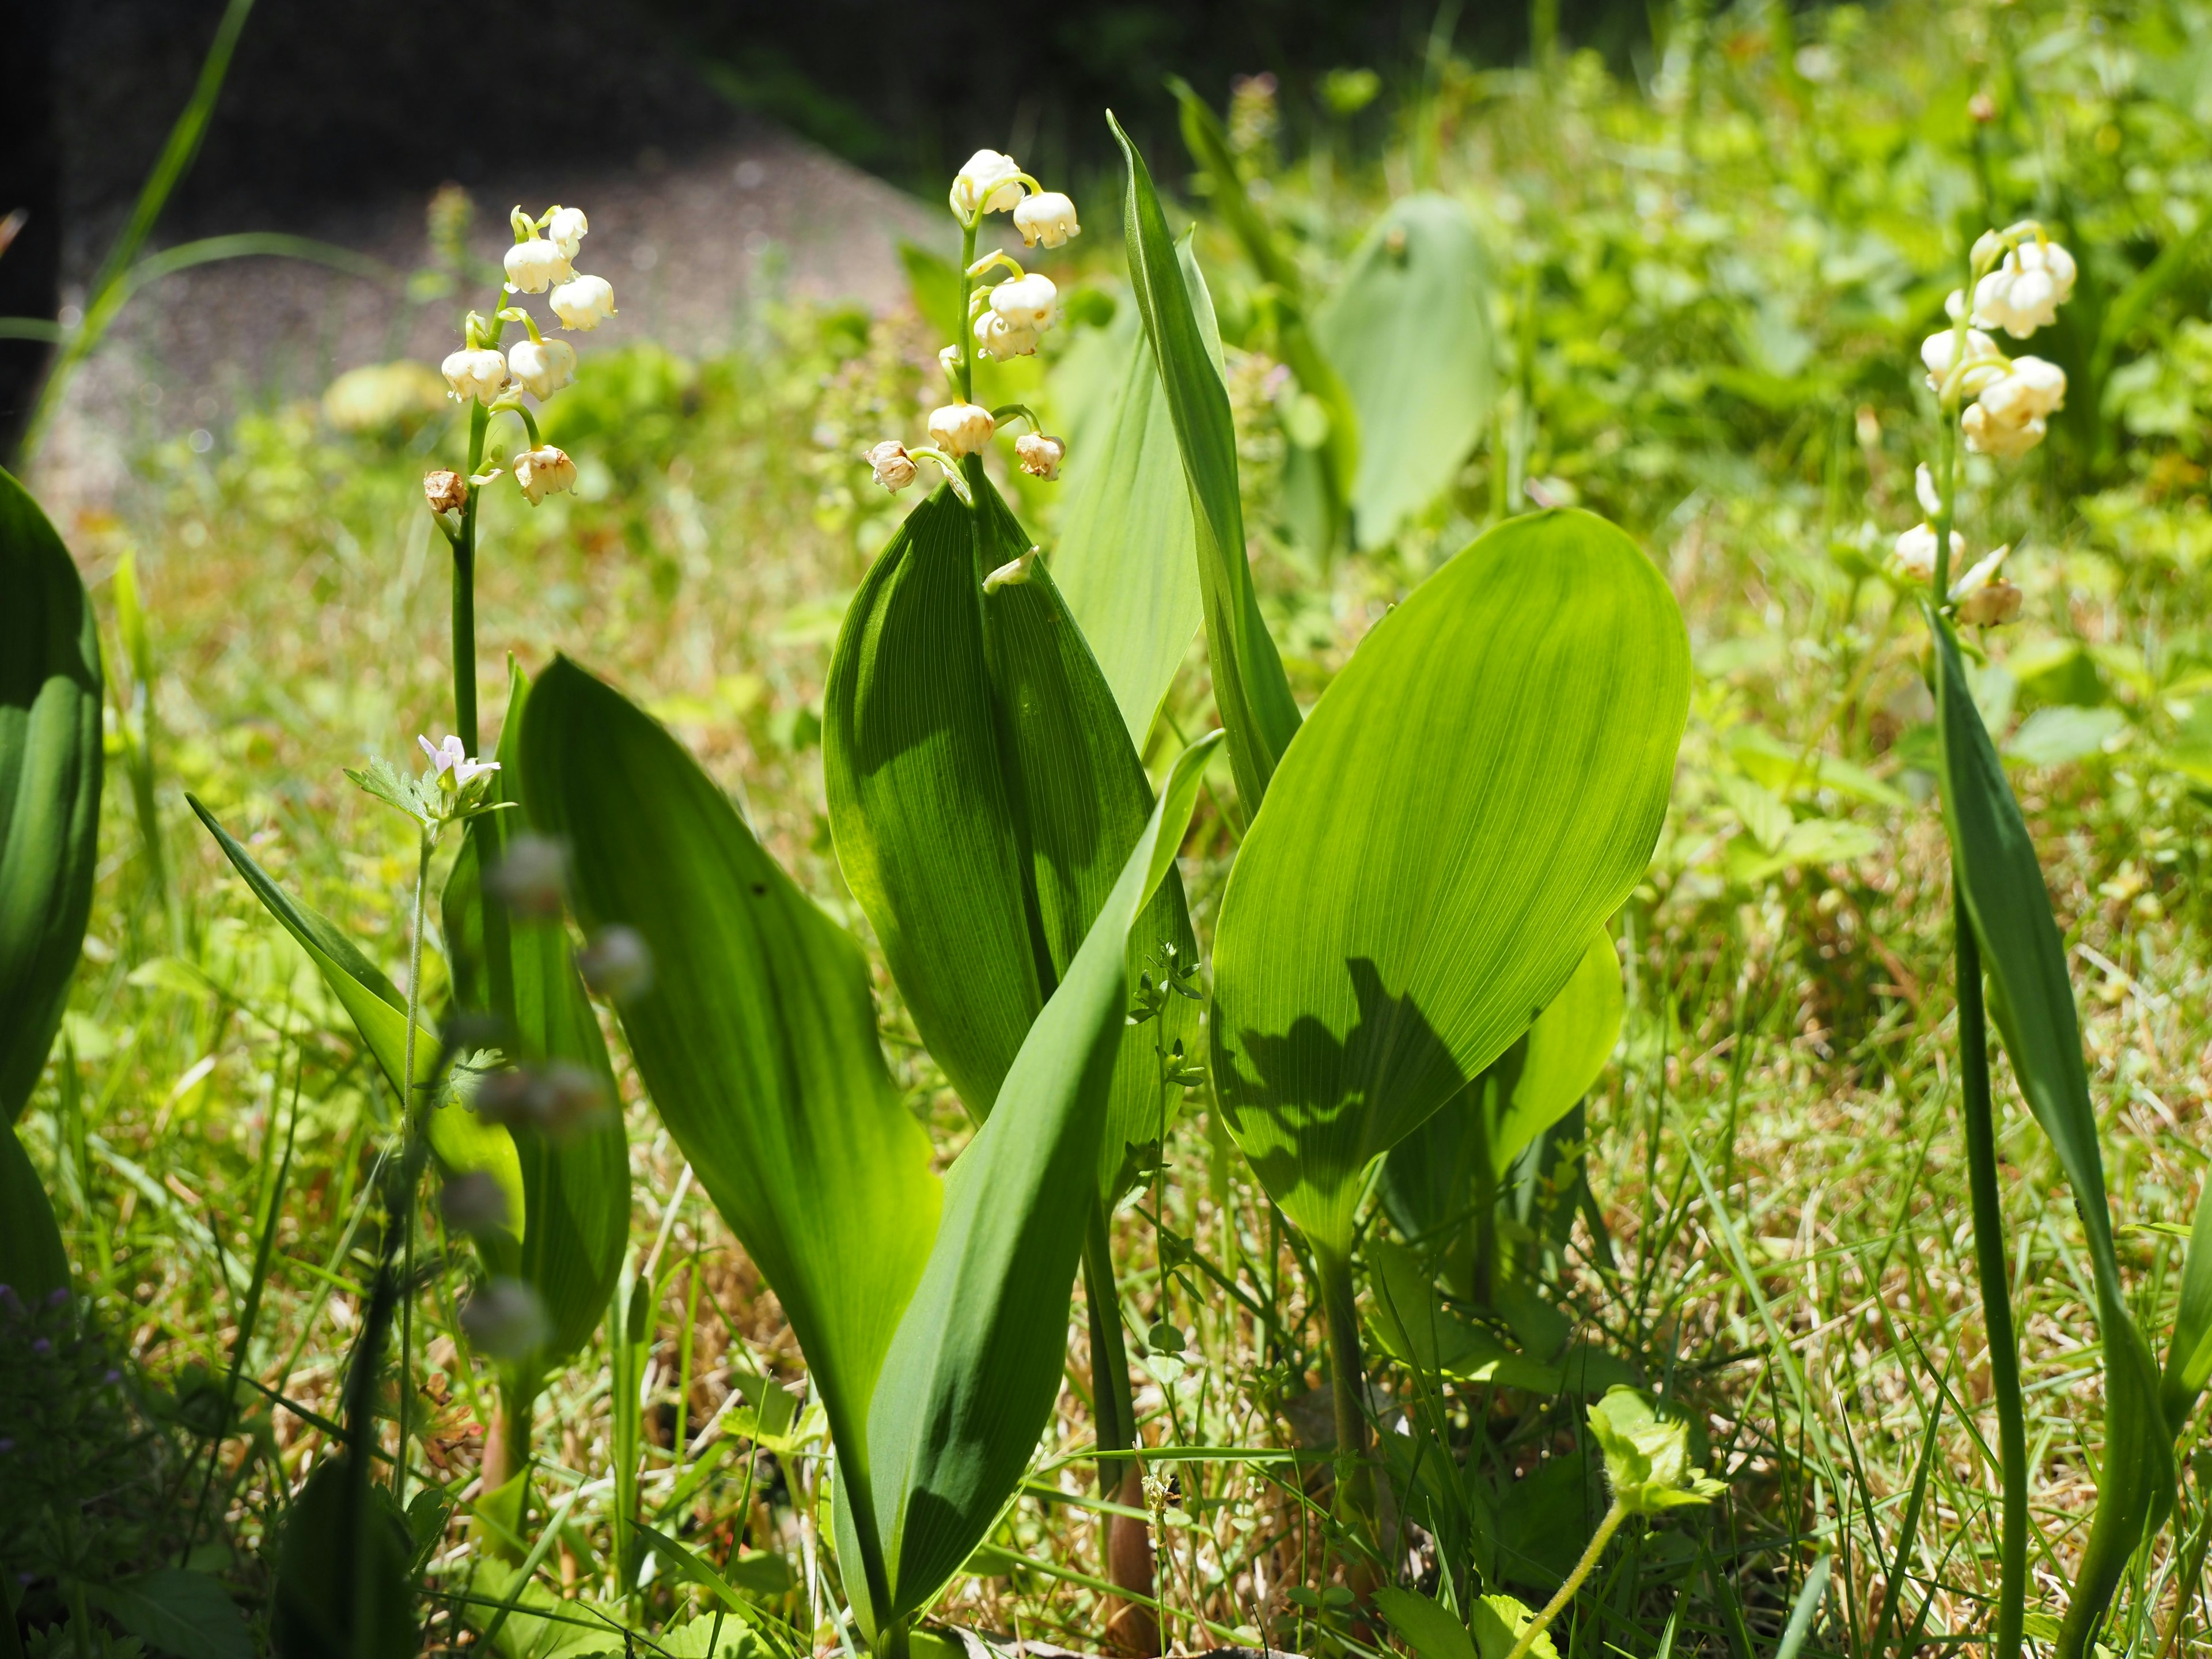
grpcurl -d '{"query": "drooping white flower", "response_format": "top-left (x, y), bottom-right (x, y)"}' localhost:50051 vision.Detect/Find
top-left (550, 274), bottom-right (618, 331)
top-left (1015, 431), bottom-right (1065, 480)
top-left (868, 440), bottom-right (918, 491)
top-left (950, 150), bottom-right (1025, 219)
top-left (1974, 240), bottom-right (2078, 338)
top-left (419, 733), bottom-right (501, 789)
top-left (1012, 191), bottom-right (1081, 249)
top-left (928, 402), bottom-right (995, 457)
top-left (1962, 403), bottom-right (2046, 458)
top-left (1963, 357), bottom-right (2065, 458)
top-left (504, 237), bottom-right (573, 295)
top-left (547, 205), bottom-right (589, 260)
top-left (1892, 522), bottom-right (1964, 582)
top-left (974, 309), bottom-right (1039, 361)
top-left (513, 445), bottom-right (579, 503)
top-left (1919, 327), bottom-right (2003, 395)
top-left (990, 272), bottom-right (1056, 335)
top-left (441, 347), bottom-right (509, 406)
top-left (506, 336), bottom-right (577, 401)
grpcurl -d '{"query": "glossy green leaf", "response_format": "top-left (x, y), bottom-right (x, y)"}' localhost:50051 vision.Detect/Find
top-left (0, 467), bottom-right (103, 1123)
top-left (2162, 1174), bottom-right (2212, 1433)
top-left (823, 478), bottom-right (1197, 1195)
top-left (1213, 510), bottom-right (1688, 1262)
top-left (519, 655), bottom-right (941, 1622)
top-left (188, 798), bottom-right (525, 1237)
top-left (0, 1120), bottom-right (68, 1300)
top-left (1316, 194), bottom-right (1495, 550)
top-left (443, 664), bottom-right (629, 1378)
top-left (1929, 608), bottom-right (2172, 1657)
top-left (1111, 112), bottom-right (1302, 811)
top-left (1051, 238), bottom-right (1219, 750)
top-left (858, 732), bottom-right (1224, 1634)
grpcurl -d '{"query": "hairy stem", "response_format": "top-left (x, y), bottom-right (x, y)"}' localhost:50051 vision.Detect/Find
top-left (1503, 1499), bottom-right (1628, 1659)
top-left (1957, 897), bottom-right (2027, 1659)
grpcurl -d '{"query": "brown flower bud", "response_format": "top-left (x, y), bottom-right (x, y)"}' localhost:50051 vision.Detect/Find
top-left (1968, 92), bottom-right (1997, 124)
top-left (1956, 580), bottom-right (2022, 627)
top-left (424, 469), bottom-right (467, 514)
top-left (1015, 431), bottom-right (1065, 480)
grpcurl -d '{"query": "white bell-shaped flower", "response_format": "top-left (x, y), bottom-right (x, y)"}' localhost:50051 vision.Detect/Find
top-left (1961, 403), bottom-right (2046, 458)
top-left (507, 337), bottom-right (578, 401)
top-left (1919, 327), bottom-right (2003, 395)
top-left (1892, 522), bottom-right (1964, 582)
top-left (1974, 240), bottom-right (2077, 338)
top-left (1015, 431), bottom-right (1065, 479)
top-left (868, 440), bottom-right (918, 491)
top-left (551, 274), bottom-right (618, 331)
top-left (1957, 581), bottom-right (2024, 626)
top-left (990, 272), bottom-right (1056, 334)
top-left (504, 237), bottom-right (573, 295)
top-left (547, 206), bottom-right (589, 260)
top-left (950, 150), bottom-right (1025, 219)
top-left (1978, 356), bottom-right (2067, 424)
top-left (974, 309), bottom-right (1039, 361)
top-left (441, 347), bottom-right (509, 406)
top-left (514, 445), bottom-right (579, 503)
top-left (1012, 191), bottom-right (1081, 249)
top-left (928, 402), bottom-right (995, 457)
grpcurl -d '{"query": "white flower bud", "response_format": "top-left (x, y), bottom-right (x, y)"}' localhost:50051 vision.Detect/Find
top-left (547, 205), bottom-right (589, 260)
top-left (506, 336), bottom-right (577, 401)
top-left (441, 347), bottom-right (509, 406)
top-left (1973, 240), bottom-right (2077, 338)
top-left (1015, 431), bottom-right (1065, 480)
top-left (550, 274), bottom-right (618, 331)
top-left (1012, 191), bottom-right (1081, 249)
top-left (1978, 355), bottom-right (2066, 424)
top-left (513, 445), bottom-right (579, 503)
top-left (503, 237), bottom-right (573, 295)
top-left (1956, 580), bottom-right (2024, 627)
top-left (1971, 229), bottom-right (2005, 269)
top-left (1914, 463), bottom-right (1941, 518)
top-left (1919, 327), bottom-right (2002, 393)
top-left (950, 149), bottom-right (1025, 219)
top-left (982, 545), bottom-right (1041, 592)
top-left (1948, 542), bottom-right (2010, 601)
top-left (868, 440), bottom-right (918, 491)
top-left (990, 272), bottom-right (1056, 334)
top-left (928, 402), bottom-right (995, 458)
top-left (974, 309), bottom-right (1038, 361)
top-left (1892, 522), bottom-right (1964, 582)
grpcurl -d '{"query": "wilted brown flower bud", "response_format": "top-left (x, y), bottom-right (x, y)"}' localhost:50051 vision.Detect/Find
top-left (425, 469), bottom-right (467, 514)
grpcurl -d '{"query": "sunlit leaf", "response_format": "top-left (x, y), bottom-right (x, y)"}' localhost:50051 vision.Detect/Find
top-left (2164, 1175), bottom-right (2212, 1433)
top-left (1214, 510), bottom-right (1688, 1263)
top-left (0, 1119), bottom-right (68, 1299)
top-left (1929, 608), bottom-right (2172, 1654)
top-left (0, 467), bottom-right (102, 1123)
top-left (1111, 112), bottom-right (1302, 811)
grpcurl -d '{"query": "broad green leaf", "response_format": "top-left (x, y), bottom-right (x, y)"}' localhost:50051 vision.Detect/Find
top-left (1373, 1586), bottom-right (1478, 1659)
top-left (1929, 608), bottom-right (2171, 1657)
top-left (823, 478), bottom-right (1198, 1196)
top-left (859, 732), bottom-right (1224, 1635)
top-left (2162, 1173), bottom-right (2212, 1432)
top-left (88, 1569), bottom-right (253, 1659)
top-left (519, 656), bottom-right (940, 1622)
top-left (1315, 194), bottom-right (1495, 550)
top-left (2006, 704), bottom-right (2123, 767)
top-left (1213, 510), bottom-right (1688, 1262)
top-left (443, 664), bottom-right (629, 1379)
top-left (1365, 1238), bottom-right (1560, 1392)
top-left (1111, 112), bottom-right (1302, 812)
top-left (0, 467), bottom-right (102, 1123)
top-left (0, 1120), bottom-right (68, 1300)
top-left (272, 1459), bottom-right (416, 1659)
top-left (190, 797), bottom-right (525, 1238)
top-left (1052, 238), bottom-right (1220, 750)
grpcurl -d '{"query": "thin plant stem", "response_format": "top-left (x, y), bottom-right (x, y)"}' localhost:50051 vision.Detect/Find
top-left (1503, 1499), bottom-right (1630, 1659)
top-left (1957, 896), bottom-right (2027, 1659)
top-left (393, 829), bottom-right (434, 1506)
top-left (957, 219), bottom-right (978, 406)
top-left (454, 402), bottom-right (490, 754)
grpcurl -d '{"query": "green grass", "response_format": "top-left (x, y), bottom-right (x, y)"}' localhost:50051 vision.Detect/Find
top-left (20, 0), bottom-right (2212, 1653)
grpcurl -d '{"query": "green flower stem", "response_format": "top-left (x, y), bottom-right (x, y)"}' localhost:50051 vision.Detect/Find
top-left (392, 827), bottom-right (435, 1506)
top-left (957, 219), bottom-right (978, 406)
top-left (1957, 895), bottom-right (2027, 1659)
top-left (1315, 1245), bottom-right (1370, 1509)
top-left (1502, 1497), bottom-right (1630, 1659)
top-left (454, 400), bottom-right (488, 755)
top-left (1084, 1202), bottom-right (1138, 1483)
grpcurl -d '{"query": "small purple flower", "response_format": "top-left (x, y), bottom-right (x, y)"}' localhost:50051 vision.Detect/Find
top-left (0, 1438), bottom-right (15, 1453)
top-left (45, 1287), bottom-right (69, 1308)
top-left (30, 1338), bottom-right (51, 1357)
top-left (103, 1368), bottom-right (120, 1385)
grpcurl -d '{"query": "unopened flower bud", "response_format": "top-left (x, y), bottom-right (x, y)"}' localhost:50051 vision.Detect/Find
top-left (441, 347), bottom-right (509, 407)
top-left (1892, 522), bottom-right (1964, 582)
top-left (1012, 191), bottom-right (1081, 249)
top-left (577, 925), bottom-right (653, 1002)
top-left (1957, 580), bottom-right (2024, 626)
top-left (425, 469), bottom-right (467, 514)
top-left (476, 1061), bottom-right (611, 1138)
top-left (928, 402), bottom-right (995, 458)
top-left (983, 545), bottom-right (1041, 593)
top-left (546, 205), bottom-right (589, 260)
top-left (550, 274), bottom-right (618, 332)
top-left (1973, 240), bottom-right (2077, 338)
top-left (507, 337), bottom-right (577, 401)
top-left (1969, 92), bottom-right (1997, 124)
top-left (990, 272), bottom-right (1056, 335)
top-left (439, 1170), bottom-right (510, 1237)
top-left (1948, 543), bottom-right (2011, 601)
top-left (868, 440), bottom-right (918, 491)
top-left (1919, 328), bottom-right (2002, 394)
top-left (484, 833), bottom-right (568, 918)
top-left (1914, 463), bottom-right (1941, 518)
top-left (950, 149), bottom-right (1025, 219)
top-left (461, 1277), bottom-right (550, 1361)
top-left (1015, 431), bottom-right (1065, 480)
top-left (503, 237), bottom-right (573, 295)
top-left (513, 445), bottom-right (579, 504)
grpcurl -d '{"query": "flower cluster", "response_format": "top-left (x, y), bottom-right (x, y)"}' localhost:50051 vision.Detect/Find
top-left (865, 151), bottom-right (1077, 505)
top-left (430, 203), bottom-right (619, 516)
